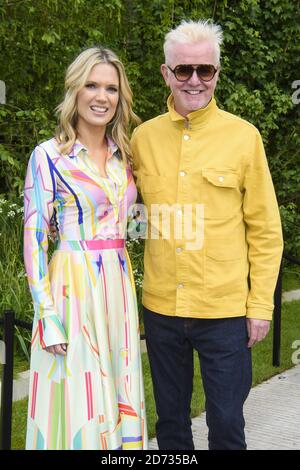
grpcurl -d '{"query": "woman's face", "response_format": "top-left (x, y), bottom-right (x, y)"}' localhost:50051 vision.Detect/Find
top-left (76, 62), bottom-right (119, 132)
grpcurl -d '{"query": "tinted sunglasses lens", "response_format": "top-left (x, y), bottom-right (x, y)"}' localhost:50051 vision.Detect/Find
top-left (174, 65), bottom-right (194, 81)
top-left (197, 65), bottom-right (216, 81)
top-left (174, 64), bottom-right (216, 81)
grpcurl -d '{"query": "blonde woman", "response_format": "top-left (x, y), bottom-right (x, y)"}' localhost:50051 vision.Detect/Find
top-left (24, 47), bottom-right (147, 450)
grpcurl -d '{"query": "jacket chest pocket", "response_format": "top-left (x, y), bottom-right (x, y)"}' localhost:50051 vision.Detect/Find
top-left (202, 169), bottom-right (240, 219)
top-left (141, 175), bottom-right (165, 205)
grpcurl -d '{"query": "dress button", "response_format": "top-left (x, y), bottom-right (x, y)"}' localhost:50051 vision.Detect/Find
top-left (183, 134), bottom-right (190, 141)
top-left (179, 171), bottom-right (186, 177)
top-left (177, 283), bottom-right (184, 289)
top-left (176, 247), bottom-right (182, 253)
top-left (218, 176), bottom-right (224, 182)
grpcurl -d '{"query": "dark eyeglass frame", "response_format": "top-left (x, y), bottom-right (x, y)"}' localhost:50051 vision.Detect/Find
top-left (167, 64), bottom-right (219, 82)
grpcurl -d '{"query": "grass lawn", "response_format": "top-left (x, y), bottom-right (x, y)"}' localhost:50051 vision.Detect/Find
top-left (282, 265), bottom-right (300, 292)
top-left (0, 355), bottom-right (29, 381)
top-left (8, 299), bottom-right (300, 449)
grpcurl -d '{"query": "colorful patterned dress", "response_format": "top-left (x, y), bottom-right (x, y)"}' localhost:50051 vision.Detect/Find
top-left (24, 137), bottom-right (147, 450)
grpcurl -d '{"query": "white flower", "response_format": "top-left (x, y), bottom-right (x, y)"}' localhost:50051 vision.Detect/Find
top-left (17, 271), bottom-right (27, 278)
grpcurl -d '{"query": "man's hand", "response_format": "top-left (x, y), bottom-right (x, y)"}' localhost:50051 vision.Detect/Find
top-left (45, 343), bottom-right (68, 356)
top-left (246, 318), bottom-right (271, 348)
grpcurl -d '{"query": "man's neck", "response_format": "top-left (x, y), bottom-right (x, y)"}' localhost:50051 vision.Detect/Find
top-left (175, 97), bottom-right (213, 118)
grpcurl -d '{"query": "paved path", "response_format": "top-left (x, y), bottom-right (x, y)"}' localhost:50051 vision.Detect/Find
top-left (148, 364), bottom-right (300, 450)
top-left (282, 289), bottom-right (300, 302)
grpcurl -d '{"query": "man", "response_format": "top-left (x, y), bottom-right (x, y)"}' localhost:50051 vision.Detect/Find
top-left (131, 20), bottom-right (283, 450)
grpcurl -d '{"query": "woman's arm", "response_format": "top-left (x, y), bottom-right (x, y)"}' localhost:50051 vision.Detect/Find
top-left (24, 145), bottom-right (68, 351)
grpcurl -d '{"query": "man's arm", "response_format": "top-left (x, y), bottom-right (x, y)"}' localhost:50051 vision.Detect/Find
top-left (243, 130), bottom-right (283, 336)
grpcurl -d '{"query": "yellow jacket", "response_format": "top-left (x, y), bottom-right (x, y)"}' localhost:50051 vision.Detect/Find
top-left (131, 96), bottom-right (283, 320)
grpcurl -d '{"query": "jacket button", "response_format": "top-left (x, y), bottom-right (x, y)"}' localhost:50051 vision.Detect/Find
top-left (183, 134), bottom-right (190, 141)
top-left (218, 176), bottom-right (224, 182)
top-left (176, 247), bottom-right (182, 253)
top-left (179, 171), bottom-right (186, 177)
top-left (177, 283), bottom-right (184, 289)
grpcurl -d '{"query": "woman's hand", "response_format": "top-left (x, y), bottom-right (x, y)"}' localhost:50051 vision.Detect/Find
top-left (45, 343), bottom-right (68, 356)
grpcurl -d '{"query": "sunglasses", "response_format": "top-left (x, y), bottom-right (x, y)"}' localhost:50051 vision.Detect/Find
top-left (167, 64), bottom-right (218, 82)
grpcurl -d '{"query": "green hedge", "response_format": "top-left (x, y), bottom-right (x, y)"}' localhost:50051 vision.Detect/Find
top-left (0, 0), bottom-right (299, 254)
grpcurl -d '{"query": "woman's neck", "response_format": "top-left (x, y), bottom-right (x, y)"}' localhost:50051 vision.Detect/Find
top-left (77, 123), bottom-right (107, 152)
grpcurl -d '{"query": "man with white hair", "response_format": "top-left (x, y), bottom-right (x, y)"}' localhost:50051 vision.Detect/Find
top-left (131, 19), bottom-right (283, 450)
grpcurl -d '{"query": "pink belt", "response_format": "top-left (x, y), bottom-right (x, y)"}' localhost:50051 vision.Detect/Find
top-left (56, 239), bottom-right (125, 251)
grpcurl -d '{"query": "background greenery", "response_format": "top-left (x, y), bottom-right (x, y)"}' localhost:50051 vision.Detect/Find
top-left (0, 0), bottom-right (299, 347)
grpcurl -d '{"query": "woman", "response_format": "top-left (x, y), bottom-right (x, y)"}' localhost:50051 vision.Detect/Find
top-left (24, 47), bottom-right (147, 450)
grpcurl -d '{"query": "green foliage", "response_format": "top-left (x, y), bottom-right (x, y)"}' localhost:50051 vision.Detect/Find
top-left (126, 238), bottom-right (145, 318)
top-left (0, 0), bottom-right (299, 249)
top-left (0, 194), bottom-right (33, 355)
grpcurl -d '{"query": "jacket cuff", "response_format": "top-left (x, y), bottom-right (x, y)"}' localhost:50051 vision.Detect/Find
top-left (246, 307), bottom-right (273, 321)
top-left (38, 315), bottom-right (68, 348)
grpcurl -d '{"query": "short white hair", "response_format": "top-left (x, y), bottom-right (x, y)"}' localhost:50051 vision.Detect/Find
top-left (164, 19), bottom-right (223, 65)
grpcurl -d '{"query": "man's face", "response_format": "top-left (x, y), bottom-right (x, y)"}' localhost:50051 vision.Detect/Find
top-left (161, 41), bottom-right (220, 117)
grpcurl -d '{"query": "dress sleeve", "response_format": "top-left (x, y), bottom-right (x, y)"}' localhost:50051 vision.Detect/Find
top-left (24, 145), bottom-right (68, 348)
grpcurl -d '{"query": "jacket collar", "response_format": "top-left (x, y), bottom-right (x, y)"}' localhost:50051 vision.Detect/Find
top-left (167, 94), bottom-right (217, 129)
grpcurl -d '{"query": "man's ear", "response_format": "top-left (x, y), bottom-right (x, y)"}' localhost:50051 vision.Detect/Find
top-left (161, 64), bottom-right (170, 86)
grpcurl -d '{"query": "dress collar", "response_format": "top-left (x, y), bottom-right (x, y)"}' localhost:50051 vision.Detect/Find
top-left (68, 136), bottom-right (119, 159)
top-left (167, 94), bottom-right (218, 129)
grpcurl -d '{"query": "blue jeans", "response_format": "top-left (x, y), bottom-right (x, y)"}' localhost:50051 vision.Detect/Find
top-left (143, 307), bottom-right (252, 450)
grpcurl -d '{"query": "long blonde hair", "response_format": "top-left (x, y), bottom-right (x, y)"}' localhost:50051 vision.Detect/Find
top-left (55, 47), bottom-right (140, 164)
